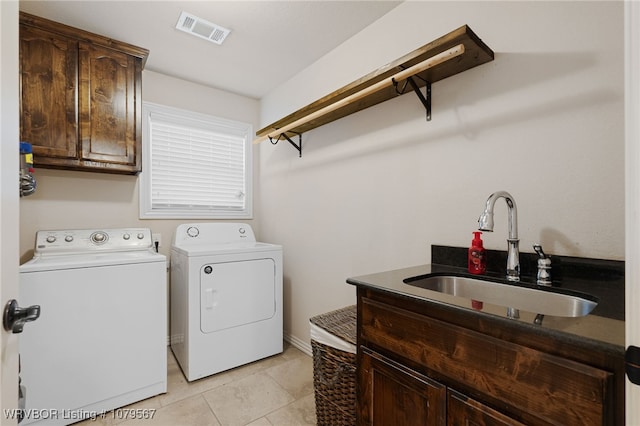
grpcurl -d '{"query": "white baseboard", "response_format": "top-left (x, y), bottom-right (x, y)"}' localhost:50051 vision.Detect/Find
top-left (284, 332), bottom-right (312, 357)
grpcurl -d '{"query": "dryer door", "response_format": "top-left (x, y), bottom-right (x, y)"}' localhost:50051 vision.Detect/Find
top-left (200, 259), bottom-right (276, 333)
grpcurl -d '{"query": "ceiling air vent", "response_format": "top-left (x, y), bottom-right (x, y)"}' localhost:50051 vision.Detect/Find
top-left (175, 11), bottom-right (231, 45)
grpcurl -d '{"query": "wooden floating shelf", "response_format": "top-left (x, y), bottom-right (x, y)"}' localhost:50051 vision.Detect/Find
top-left (255, 25), bottom-right (494, 148)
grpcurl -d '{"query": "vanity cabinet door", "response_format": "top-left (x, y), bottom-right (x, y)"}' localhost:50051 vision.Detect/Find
top-left (448, 390), bottom-right (528, 426)
top-left (359, 348), bottom-right (446, 426)
top-left (20, 24), bottom-right (79, 161)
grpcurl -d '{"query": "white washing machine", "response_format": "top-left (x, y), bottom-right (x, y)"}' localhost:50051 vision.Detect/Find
top-left (19, 228), bottom-right (167, 425)
top-left (171, 223), bottom-right (283, 381)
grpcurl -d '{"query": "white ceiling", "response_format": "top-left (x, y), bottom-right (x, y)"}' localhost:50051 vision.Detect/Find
top-left (19, 1), bottom-right (401, 99)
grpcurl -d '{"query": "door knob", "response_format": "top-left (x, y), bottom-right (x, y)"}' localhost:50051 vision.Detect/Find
top-left (3, 299), bottom-right (40, 334)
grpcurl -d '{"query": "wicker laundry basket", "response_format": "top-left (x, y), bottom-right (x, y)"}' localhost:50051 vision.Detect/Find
top-left (309, 305), bottom-right (357, 426)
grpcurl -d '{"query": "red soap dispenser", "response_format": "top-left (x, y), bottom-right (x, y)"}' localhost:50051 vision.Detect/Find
top-left (468, 231), bottom-right (486, 275)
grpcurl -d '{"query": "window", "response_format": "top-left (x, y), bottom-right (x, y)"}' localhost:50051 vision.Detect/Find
top-left (139, 102), bottom-right (252, 219)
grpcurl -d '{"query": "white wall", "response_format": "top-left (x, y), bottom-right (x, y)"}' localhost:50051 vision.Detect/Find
top-left (19, 70), bottom-right (260, 261)
top-left (258, 1), bottom-right (625, 349)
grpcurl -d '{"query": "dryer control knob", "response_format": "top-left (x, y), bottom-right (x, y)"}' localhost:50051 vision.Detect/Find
top-left (137, 233), bottom-right (145, 240)
top-left (46, 236), bottom-right (56, 243)
top-left (123, 233), bottom-right (130, 240)
top-left (187, 227), bottom-right (199, 238)
top-left (65, 235), bottom-right (74, 243)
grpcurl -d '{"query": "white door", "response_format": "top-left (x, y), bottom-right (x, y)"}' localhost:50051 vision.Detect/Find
top-left (1, 1), bottom-right (22, 424)
top-left (626, 2), bottom-right (640, 424)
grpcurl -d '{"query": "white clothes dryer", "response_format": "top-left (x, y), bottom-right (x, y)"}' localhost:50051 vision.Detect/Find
top-left (170, 223), bottom-right (283, 381)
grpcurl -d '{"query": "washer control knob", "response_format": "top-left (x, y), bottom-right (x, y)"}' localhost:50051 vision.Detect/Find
top-left (137, 233), bottom-right (145, 240)
top-left (187, 227), bottom-right (199, 238)
top-left (123, 233), bottom-right (130, 240)
top-left (46, 236), bottom-right (56, 243)
top-left (91, 232), bottom-right (107, 244)
top-left (65, 235), bottom-right (74, 243)
top-left (239, 228), bottom-right (246, 234)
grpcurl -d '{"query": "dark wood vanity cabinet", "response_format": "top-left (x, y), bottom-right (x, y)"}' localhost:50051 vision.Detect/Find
top-left (19, 12), bottom-right (148, 175)
top-left (356, 287), bottom-right (624, 426)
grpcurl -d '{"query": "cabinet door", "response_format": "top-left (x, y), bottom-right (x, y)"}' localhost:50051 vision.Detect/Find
top-left (359, 348), bottom-right (446, 426)
top-left (448, 390), bottom-right (528, 426)
top-left (20, 24), bottom-right (78, 161)
top-left (78, 42), bottom-right (141, 173)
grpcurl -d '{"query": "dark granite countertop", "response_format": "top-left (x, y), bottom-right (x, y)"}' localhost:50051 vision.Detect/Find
top-left (347, 245), bottom-right (625, 351)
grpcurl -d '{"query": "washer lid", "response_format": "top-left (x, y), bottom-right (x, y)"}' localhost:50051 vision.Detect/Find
top-left (20, 250), bottom-right (166, 273)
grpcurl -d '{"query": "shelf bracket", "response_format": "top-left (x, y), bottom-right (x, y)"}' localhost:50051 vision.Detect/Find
top-left (393, 75), bottom-right (432, 121)
top-left (411, 79), bottom-right (431, 122)
top-left (269, 132), bottom-right (302, 158)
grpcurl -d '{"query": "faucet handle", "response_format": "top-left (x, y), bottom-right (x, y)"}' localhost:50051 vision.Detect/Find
top-left (533, 243), bottom-right (547, 259)
top-left (533, 244), bottom-right (552, 286)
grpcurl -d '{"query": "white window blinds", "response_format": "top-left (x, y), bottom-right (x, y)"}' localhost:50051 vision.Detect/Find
top-left (140, 103), bottom-right (252, 219)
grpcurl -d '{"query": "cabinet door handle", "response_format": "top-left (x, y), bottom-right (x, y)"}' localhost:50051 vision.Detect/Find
top-left (627, 345), bottom-right (640, 385)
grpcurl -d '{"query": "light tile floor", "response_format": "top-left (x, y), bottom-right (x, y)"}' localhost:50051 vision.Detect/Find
top-left (77, 342), bottom-right (316, 426)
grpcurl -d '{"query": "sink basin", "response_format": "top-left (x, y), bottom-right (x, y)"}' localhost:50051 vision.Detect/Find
top-left (403, 274), bottom-right (598, 317)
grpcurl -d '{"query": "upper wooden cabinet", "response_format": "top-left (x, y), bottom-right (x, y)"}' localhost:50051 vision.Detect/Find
top-left (19, 12), bottom-right (148, 175)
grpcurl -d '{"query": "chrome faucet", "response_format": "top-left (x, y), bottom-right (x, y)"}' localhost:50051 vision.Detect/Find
top-left (478, 191), bottom-right (520, 282)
